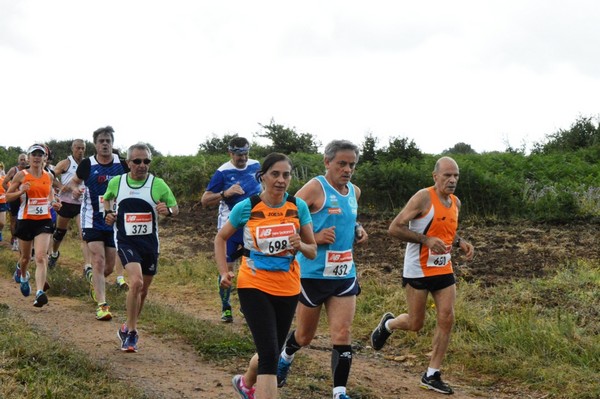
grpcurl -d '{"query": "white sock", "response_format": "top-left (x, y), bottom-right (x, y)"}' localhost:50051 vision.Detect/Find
top-left (281, 351), bottom-right (294, 363)
top-left (333, 387), bottom-right (346, 398)
top-left (427, 367), bottom-right (439, 377)
top-left (384, 320), bottom-right (392, 332)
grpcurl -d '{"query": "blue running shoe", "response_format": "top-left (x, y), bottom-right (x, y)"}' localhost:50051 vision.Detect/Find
top-left (122, 331), bottom-right (138, 353)
top-left (277, 354), bottom-right (294, 387)
top-left (117, 323), bottom-right (129, 347)
top-left (335, 394), bottom-right (352, 399)
top-left (33, 291), bottom-right (48, 307)
top-left (13, 264), bottom-right (21, 283)
top-left (20, 276), bottom-right (31, 297)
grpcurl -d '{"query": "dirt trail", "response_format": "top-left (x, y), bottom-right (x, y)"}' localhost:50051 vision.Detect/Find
top-left (0, 271), bottom-right (512, 399)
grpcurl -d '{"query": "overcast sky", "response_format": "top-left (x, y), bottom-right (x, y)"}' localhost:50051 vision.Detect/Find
top-left (2, 1), bottom-right (599, 156)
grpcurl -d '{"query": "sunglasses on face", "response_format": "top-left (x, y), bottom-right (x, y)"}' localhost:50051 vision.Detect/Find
top-left (30, 151), bottom-right (45, 157)
top-left (131, 158), bottom-right (151, 165)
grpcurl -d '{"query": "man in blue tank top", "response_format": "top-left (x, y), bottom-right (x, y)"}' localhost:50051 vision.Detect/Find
top-left (276, 140), bottom-right (368, 399)
top-left (200, 137), bottom-right (261, 323)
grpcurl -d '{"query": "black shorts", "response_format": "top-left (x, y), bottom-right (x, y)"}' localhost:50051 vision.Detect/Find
top-left (117, 242), bottom-right (159, 276)
top-left (299, 277), bottom-right (361, 308)
top-left (57, 202), bottom-right (81, 219)
top-left (15, 219), bottom-right (54, 241)
top-left (82, 228), bottom-right (115, 247)
top-left (9, 200), bottom-right (20, 216)
top-left (402, 274), bottom-right (456, 292)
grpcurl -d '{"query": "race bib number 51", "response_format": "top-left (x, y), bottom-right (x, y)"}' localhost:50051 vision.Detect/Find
top-left (256, 223), bottom-right (295, 254)
top-left (427, 245), bottom-right (452, 267)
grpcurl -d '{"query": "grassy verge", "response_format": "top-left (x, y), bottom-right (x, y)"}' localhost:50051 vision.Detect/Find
top-left (0, 304), bottom-right (146, 399)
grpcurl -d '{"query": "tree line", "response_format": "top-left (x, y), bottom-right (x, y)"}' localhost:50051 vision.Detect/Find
top-left (2, 116), bottom-right (599, 222)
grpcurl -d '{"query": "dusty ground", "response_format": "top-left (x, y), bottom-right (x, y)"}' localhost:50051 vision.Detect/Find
top-left (2, 203), bottom-right (598, 398)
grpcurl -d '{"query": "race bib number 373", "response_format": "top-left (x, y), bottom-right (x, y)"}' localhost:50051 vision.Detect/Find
top-left (256, 223), bottom-right (295, 255)
top-left (124, 212), bottom-right (153, 236)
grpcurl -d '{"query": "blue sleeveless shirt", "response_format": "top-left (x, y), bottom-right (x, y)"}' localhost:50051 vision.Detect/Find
top-left (297, 175), bottom-right (358, 279)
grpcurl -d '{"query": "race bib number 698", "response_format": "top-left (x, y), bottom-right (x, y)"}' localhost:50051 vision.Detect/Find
top-left (256, 223), bottom-right (295, 255)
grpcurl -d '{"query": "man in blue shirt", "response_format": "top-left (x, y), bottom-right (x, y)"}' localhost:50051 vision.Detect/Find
top-left (201, 137), bottom-right (261, 322)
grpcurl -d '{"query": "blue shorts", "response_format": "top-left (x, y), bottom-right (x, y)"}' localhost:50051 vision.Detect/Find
top-left (0, 203), bottom-right (8, 212)
top-left (9, 200), bottom-right (20, 216)
top-left (82, 228), bottom-right (115, 247)
top-left (299, 277), bottom-right (361, 308)
top-left (117, 242), bottom-right (159, 276)
top-left (226, 228), bottom-right (244, 263)
top-left (402, 273), bottom-right (456, 292)
top-left (57, 202), bottom-right (81, 219)
top-left (15, 219), bottom-right (54, 241)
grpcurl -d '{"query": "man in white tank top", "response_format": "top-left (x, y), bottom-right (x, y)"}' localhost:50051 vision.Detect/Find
top-left (48, 139), bottom-right (91, 270)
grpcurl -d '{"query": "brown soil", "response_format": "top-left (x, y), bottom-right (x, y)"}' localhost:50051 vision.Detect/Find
top-left (2, 203), bottom-right (598, 398)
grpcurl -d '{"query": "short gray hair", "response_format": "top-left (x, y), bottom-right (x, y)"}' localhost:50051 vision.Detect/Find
top-left (323, 140), bottom-right (360, 162)
top-left (127, 142), bottom-right (152, 160)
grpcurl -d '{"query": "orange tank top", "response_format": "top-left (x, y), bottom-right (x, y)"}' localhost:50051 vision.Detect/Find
top-left (17, 170), bottom-right (53, 221)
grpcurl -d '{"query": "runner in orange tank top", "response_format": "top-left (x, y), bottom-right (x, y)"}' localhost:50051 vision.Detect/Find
top-left (5, 144), bottom-right (62, 308)
top-left (369, 156), bottom-right (474, 395)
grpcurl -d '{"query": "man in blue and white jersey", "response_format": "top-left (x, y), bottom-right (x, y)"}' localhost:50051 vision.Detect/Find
top-left (201, 136), bottom-right (261, 323)
top-left (68, 126), bottom-right (128, 321)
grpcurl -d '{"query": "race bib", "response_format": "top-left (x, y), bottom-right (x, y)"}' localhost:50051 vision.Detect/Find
top-left (124, 212), bottom-right (153, 236)
top-left (426, 245), bottom-right (452, 267)
top-left (256, 223), bottom-right (295, 255)
top-left (27, 198), bottom-right (49, 215)
top-left (324, 250), bottom-right (354, 277)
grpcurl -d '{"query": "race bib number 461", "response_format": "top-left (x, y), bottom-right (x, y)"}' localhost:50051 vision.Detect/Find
top-left (256, 223), bottom-right (295, 254)
top-left (124, 212), bottom-right (153, 236)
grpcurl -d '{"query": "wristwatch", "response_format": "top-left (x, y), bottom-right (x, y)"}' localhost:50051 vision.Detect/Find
top-left (167, 207), bottom-right (173, 217)
top-left (219, 191), bottom-right (225, 199)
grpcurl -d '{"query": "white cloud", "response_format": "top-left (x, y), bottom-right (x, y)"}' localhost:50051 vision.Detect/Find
top-left (1, 0), bottom-right (599, 157)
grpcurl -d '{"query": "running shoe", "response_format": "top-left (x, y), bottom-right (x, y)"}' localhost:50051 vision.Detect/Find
top-left (334, 393), bottom-right (352, 399)
top-left (48, 251), bottom-right (60, 269)
top-left (19, 273), bottom-right (31, 297)
top-left (276, 354), bottom-right (293, 387)
top-left (117, 323), bottom-right (129, 347)
top-left (83, 264), bottom-right (92, 280)
top-left (420, 371), bottom-right (454, 395)
top-left (84, 266), bottom-right (96, 302)
top-left (221, 308), bottom-right (233, 323)
top-left (11, 240), bottom-right (19, 252)
top-left (370, 312), bottom-right (395, 350)
top-left (33, 291), bottom-right (48, 307)
top-left (13, 263), bottom-right (21, 283)
top-left (96, 303), bottom-right (112, 321)
top-left (121, 330), bottom-right (138, 353)
top-left (116, 275), bottom-right (128, 290)
top-left (232, 374), bottom-right (255, 399)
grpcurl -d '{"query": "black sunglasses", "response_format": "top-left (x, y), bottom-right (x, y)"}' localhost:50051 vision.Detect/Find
top-left (131, 158), bottom-right (151, 165)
